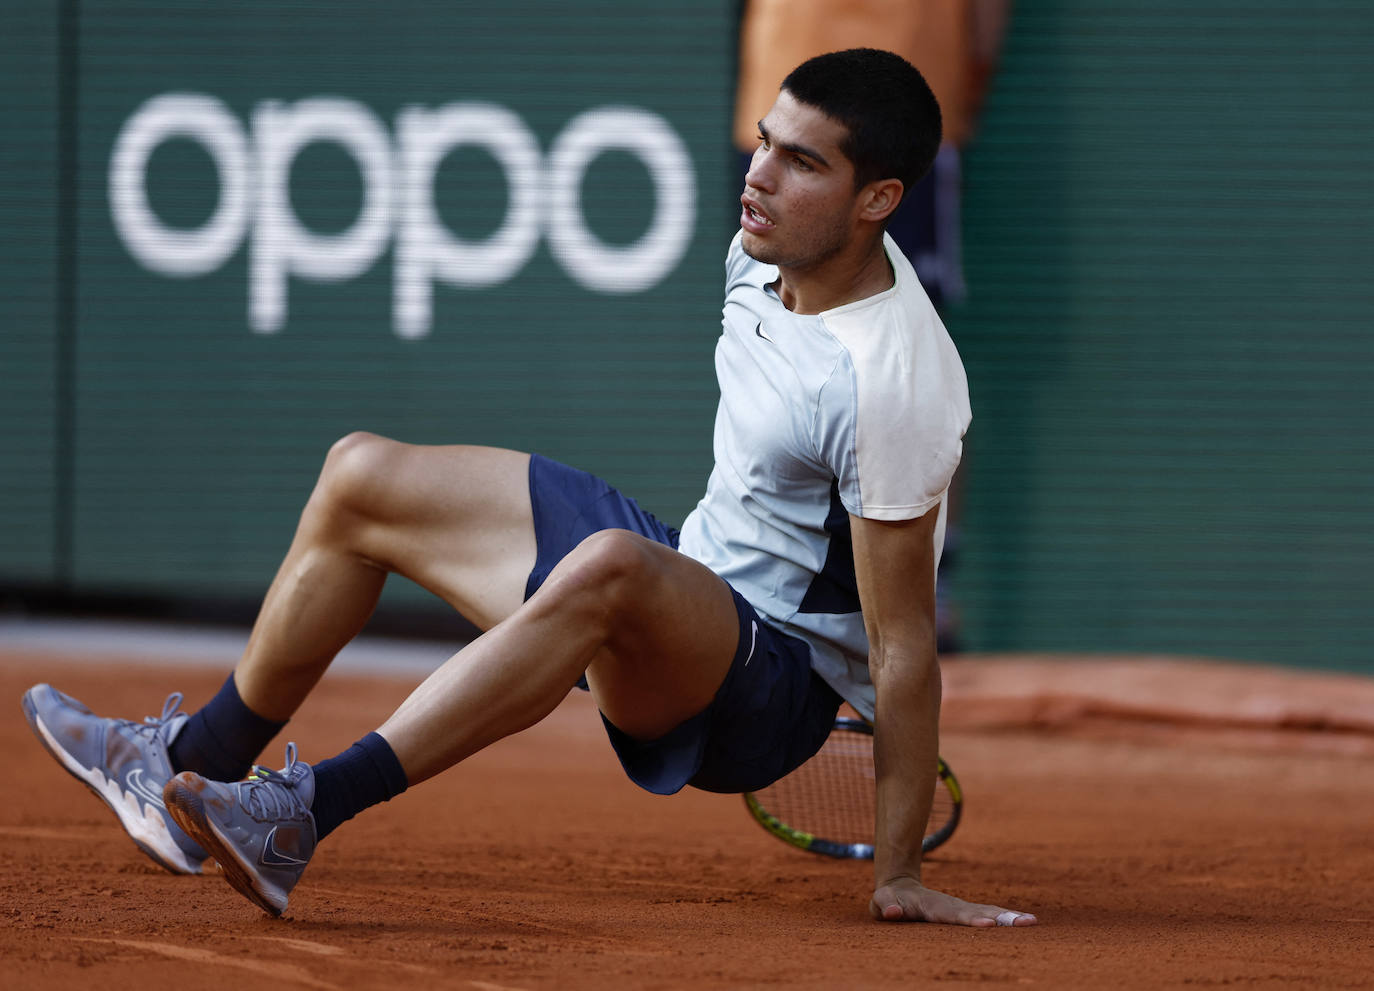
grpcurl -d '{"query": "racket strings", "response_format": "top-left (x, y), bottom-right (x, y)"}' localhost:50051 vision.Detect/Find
top-left (753, 730), bottom-right (876, 844)
top-left (751, 729), bottom-right (958, 845)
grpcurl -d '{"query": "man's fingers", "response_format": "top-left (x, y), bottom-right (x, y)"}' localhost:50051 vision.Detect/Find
top-left (869, 891), bottom-right (908, 921)
top-left (870, 888), bottom-right (919, 922)
top-left (971, 907), bottom-right (1038, 927)
top-left (934, 892), bottom-right (1038, 927)
top-left (871, 885), bottom-right (1039, 928)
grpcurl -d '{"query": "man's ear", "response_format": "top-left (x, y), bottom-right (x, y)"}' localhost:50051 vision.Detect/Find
top-left (858, 178), bottom-right (904, 224)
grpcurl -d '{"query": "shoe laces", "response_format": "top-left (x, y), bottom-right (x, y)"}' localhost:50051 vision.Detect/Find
top-left (243, 743), bottom-right (309, 821)
top-left (130, 692), bottom-right (186, 742)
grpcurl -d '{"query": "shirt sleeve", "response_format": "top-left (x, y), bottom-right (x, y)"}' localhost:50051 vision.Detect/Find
top-left (815, 295), bottom-right (972, 521)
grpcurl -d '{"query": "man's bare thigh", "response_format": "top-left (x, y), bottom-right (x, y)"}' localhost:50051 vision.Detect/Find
top-left (335, 435), bottom-right (536, 631)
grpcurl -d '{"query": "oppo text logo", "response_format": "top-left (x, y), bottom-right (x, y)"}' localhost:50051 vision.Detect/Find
top-left (109, 94), bottom-right (697, 338)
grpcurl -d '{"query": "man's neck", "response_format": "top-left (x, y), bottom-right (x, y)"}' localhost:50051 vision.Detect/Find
top-left (771, 235), bottom-right (895, 314)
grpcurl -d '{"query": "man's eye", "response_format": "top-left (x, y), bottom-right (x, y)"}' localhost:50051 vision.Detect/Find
top-left (793, 157), bottom-right (812, 171)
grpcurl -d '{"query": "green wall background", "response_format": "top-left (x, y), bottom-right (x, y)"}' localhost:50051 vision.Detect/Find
top-left (952, 2), bottom-right (1373, 669)
top-left (6, 1), bottom-right (735, 610)
top-left (1, 5), bottom-right (61, 585)
top-left (3, 2), bottom-right (1371, 672)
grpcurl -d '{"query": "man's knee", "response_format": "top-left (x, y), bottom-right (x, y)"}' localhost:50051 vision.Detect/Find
top-left (316, 431), bottom-right (401, 519)
top-left (548, 529), bottom-right (660, 619)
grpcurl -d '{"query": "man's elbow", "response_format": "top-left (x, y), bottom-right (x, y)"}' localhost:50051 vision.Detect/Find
top-left (868, 639), bottom-right (941, 694)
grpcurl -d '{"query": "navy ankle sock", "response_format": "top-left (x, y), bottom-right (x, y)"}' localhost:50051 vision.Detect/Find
top-left (169, 673), bottom-right (286, 782)
top-left (309, 732), bottom-right (409, 841)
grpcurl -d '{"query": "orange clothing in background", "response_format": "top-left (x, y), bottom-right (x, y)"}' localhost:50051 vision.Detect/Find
top-left (734, 0), bottom-right (1005, 152)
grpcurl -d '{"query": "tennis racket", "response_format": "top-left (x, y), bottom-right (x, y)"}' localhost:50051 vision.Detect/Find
top-left (743, 717), bottom-right (962, 859)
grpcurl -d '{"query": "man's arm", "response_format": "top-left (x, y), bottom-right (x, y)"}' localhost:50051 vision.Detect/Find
top-left (850, 506), bottom-right (1037, 927)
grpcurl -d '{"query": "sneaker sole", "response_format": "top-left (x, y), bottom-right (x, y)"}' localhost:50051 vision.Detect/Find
top-left (164, 777), bottom-right (288, 917)
top-left (21, 689), bottom-right (207, 876)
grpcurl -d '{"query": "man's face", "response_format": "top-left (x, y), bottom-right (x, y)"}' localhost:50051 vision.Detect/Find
top-left (740, 89), bottom-right (862, 270)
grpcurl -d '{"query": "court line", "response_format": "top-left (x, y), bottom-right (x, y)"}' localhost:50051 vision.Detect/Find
top-left (0, 616), bottom-right (457, 678)
top-left (74, 937), bottom-right (340, 990)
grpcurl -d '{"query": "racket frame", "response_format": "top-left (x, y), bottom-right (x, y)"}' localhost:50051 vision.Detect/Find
top-left (742, 716), bottom-right (963, 860)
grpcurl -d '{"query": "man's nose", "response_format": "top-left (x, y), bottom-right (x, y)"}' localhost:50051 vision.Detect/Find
top-left (744, 147), bottom-right (775, 193)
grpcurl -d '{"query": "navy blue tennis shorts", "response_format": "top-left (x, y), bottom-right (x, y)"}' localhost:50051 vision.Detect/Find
top-left (524, 453), bottom-right (842, 796)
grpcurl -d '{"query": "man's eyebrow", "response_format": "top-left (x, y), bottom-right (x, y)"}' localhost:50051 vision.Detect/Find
top-left (757, 120), bottom-right (831, 169)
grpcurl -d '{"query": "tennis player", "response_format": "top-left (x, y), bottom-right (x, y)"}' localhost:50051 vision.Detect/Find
top-left (23, 49), bottom-right (1035, 928)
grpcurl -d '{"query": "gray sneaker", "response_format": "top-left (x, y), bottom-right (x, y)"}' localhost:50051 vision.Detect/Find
top-left (21, 683), bottom-right (210, 875)
top-left (164, 743), bottom-right (317, 917)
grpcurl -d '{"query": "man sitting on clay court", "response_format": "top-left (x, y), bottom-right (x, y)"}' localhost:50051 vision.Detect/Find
top-left (22, 49), bottom-right (1036, 928)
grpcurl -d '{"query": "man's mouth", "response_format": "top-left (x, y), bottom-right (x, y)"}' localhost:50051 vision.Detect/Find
top-left (741, 198), bottom-right (775, 232)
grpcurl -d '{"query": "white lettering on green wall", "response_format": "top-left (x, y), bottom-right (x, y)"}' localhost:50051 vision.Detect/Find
top-left (109, 93), bottom-right (697, 339)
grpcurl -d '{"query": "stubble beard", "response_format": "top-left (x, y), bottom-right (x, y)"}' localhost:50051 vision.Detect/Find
top-left (740, 215), bottom-right (851, 272)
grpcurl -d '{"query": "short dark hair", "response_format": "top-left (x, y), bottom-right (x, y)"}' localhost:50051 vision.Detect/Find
top-left (781, 48), bottom-right (942, 199)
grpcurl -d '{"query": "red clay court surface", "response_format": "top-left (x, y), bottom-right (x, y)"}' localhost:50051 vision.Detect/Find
top-left (5, 648), bottom-right (1374, 989)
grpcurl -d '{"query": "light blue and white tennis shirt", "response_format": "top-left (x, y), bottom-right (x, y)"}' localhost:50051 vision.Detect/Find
top-left (678, 231), bottom-right (972, 720)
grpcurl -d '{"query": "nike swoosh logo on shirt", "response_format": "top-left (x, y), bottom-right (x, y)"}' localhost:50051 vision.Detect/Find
top-left (754, 322), bottom-right (774, 343)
